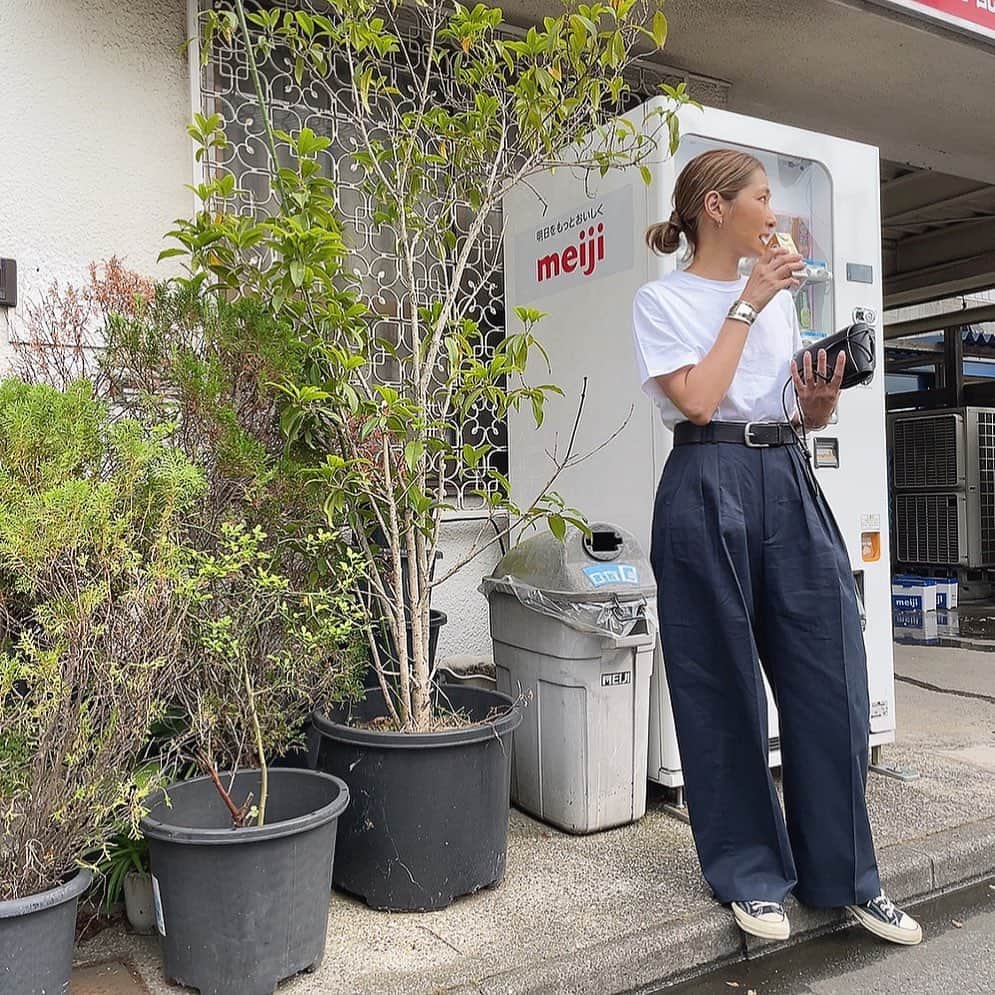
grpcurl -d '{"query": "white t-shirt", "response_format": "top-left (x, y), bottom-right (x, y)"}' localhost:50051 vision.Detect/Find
top-left (632, 270), bottom-right (802, 431)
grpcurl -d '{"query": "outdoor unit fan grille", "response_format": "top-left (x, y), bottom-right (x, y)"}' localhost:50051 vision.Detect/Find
top-left (978, 410), bottom-right (995, 563)
top-left (895, 493), bottom-right (960, 564)
top-left (892, 414), bottom-right (960, 489)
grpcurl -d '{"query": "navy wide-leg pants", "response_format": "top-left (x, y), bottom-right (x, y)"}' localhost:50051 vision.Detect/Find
top-left (649, 439), bottom-right (881, 907)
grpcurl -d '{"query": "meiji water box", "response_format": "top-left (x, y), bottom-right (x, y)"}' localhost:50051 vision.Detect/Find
top-left (891, 577), bottom-right (937, 613)
top-left (934, 578), bottom-right (958, 610)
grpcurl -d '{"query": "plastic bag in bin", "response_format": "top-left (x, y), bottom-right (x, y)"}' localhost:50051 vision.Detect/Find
top-left (479, 576), bottom-right (656, 640)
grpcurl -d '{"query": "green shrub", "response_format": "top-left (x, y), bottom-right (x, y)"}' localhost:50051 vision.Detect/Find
top-left (0, 380), bottom-right (203, 901)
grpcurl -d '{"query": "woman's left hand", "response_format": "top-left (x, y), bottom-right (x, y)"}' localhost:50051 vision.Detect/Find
top-left (791, 348), bottom-right (846, 430)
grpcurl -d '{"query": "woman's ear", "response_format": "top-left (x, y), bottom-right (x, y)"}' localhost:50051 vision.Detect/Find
top-left (703, 190), bottom-right (723, 227)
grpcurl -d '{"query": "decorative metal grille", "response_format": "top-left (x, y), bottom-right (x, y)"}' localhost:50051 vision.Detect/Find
top-left (198, 1), bottom-right (725, 511)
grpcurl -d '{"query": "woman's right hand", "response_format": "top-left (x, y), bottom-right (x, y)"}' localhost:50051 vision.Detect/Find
top-left (741, 246), bottom-right (804, 311)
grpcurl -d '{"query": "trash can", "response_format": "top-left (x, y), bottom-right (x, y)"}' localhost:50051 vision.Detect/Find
top-left (479, 522), bottom-right (656, 834)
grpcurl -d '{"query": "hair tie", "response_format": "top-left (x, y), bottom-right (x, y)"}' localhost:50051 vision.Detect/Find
top-left (669, 208), bottom-right (684, 229)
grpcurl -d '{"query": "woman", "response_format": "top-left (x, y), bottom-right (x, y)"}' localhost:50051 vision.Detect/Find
top-left (632, 148), bottom-right (921, 946)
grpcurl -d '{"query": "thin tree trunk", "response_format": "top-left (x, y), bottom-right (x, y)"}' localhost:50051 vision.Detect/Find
top-left (406, 521), bottom-right (431, 728)
top-left (382, 440), bottom-right (411, 725)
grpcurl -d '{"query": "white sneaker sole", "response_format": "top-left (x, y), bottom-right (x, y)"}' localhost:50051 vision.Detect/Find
top-left (732, 904), bottom-right (790, 941)
top-left (847, 904), bottom-right (923, 945)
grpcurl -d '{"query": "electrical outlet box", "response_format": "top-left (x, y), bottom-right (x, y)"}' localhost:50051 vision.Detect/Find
top-left (0, 259), bottom-right (16, 308)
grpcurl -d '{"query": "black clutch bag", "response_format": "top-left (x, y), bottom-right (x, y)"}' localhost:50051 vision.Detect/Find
top-left (792, 322), bottom-right (875, 389)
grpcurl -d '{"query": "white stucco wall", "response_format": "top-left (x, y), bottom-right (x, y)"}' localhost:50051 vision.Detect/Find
top-left (431, 517), bottom-right (509, 666)
top-left (0, 0), bottom-right (193, 364)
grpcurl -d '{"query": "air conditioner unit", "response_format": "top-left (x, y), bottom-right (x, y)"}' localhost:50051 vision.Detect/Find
top-left (888, 407), bottom-right (995, 568)
top-left (893, 492), bottom-right (967, 564)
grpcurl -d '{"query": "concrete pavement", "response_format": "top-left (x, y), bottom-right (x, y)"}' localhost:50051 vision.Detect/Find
top-left (74, 642), bottom-right (995, 995)
top-left (659, 878), bottom-right (995, 995)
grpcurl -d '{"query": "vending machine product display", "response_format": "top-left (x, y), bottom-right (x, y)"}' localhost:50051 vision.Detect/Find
top-left (503, 103), bottom-right (894, 788)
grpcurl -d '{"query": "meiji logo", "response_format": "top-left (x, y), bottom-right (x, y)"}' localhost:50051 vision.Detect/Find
top-left (537, 223), bottom-right (605, 283)
top-left (892, 594), bottom-right (921, 611)
top-left (601, 671), bottom-right (632, 687)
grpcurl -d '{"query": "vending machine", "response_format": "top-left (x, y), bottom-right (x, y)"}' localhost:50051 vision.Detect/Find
top-left (503, 101), bottom-right (895, 789)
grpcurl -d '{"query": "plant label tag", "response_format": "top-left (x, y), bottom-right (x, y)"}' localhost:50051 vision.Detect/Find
top-left (152, 874), bottom-right (166, 936)
top-left (601, 671), bottom-right (631, 687)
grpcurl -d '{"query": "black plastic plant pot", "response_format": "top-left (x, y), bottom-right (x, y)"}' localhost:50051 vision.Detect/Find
top-left (310, 684), bottom-right (521, 912)
top-left (365, 608), bottom-right (448, 691)
top-left (0, 868), bottom-right (92, 995)
top-left (140, 768), bottom-right (349, 995)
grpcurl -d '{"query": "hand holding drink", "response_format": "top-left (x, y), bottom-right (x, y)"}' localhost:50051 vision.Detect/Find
top-left (741, 238), bottom-right (804, 311)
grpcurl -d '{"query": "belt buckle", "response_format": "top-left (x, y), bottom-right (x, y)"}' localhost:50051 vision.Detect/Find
top-left (744, 421), bottom-right (774, 448)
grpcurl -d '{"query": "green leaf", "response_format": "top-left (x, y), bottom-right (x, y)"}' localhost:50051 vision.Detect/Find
top-left (462, 443), bottom-right (492, 469)
top-left (530, 393), bottom-right (544, 428)
top-left (548, 514), bottom-right (566, 542)
top-left (651, 11), bottom-right (668, 49)
top-left (639, 165), bottom-right (652, 187)
top-left (667, 112), bottom-right (680, 156)
top-left (404, 440), bottom-right (425, 473)
top-left (513, 305), bottom-right (547, 327)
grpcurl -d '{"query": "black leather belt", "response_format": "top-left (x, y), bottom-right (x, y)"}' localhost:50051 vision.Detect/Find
top-left (673, 420), bottom-right (796, 448)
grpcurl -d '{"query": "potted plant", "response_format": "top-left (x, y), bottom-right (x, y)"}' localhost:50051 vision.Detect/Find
top-left (93, 832), bottom-right (154, 933)
top-left (90, 288), bottom-right (373, 994)
top-left (138, 519), bottom-right (369, 995)
top-left (91, 755), bottom-right (194, 934)
top-left (180, 0), bottom-right (690, 911)
top-left (10, 257), bottom-right (373, 991)
top-left (0, 379), bottom-right (201, 994)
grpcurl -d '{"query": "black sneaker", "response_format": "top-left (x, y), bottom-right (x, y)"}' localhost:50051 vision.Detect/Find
top-left (731, 900), bottom-right (790, 940)
top-left (847, 893), bottom-right (923, 945)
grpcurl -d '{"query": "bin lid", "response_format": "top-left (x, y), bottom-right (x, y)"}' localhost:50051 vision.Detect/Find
top-left (481, 521), bottom-right (656, 602)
